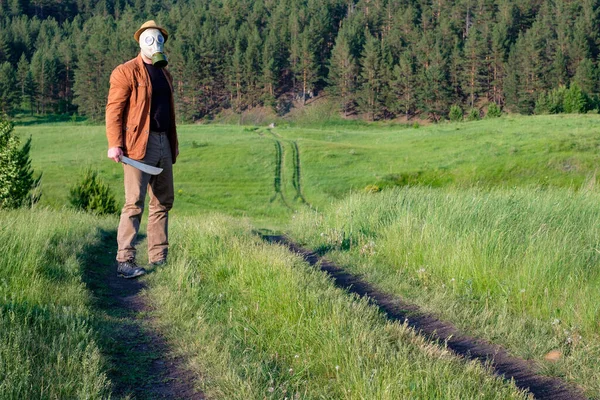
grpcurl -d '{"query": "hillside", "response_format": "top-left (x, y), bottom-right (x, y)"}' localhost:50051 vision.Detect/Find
top-left (2, 0), bottom-right (600, 121)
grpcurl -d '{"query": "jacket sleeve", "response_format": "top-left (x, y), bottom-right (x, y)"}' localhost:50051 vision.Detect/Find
top-left (105, 66), bottom-right (131, 149)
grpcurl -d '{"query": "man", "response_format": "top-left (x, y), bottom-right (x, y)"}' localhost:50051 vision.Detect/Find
top-left (106, 20), bottom-right (178, 279)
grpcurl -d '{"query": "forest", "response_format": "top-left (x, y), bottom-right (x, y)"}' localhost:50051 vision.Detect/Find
top-left (1, 0), bottom-right (599, 121)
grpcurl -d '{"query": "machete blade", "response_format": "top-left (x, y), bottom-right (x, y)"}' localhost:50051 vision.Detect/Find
top-left (120, 156), bottom-right (163, 175)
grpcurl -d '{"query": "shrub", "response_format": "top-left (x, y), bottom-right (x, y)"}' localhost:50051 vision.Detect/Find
top-left (563, 83), bottom-right (588, 113)
top-left (535, 85), bottom-right (591, 115)
top-left (448, 105), bottom-right (463, 122)
top-left (0, 116), bottom-right (41, 209)
top-left (536, 87), bottom-right (567, 114)
top-left (466, 108), bottom-right (480, 121)
top-left (485, 103), bottom-right (502, 118)
top-left (69, 169), bottom-right (118, 215)
top-left (534, 92), bottom-right (550, 114)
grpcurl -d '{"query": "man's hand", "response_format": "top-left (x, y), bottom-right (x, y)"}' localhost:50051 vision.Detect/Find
top-left (108, 147), bottom-right (123, 162)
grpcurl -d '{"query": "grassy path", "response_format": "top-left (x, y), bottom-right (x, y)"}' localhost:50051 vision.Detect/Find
top-left (82, 229), bottom-right (204, 399)
top-left (264, 235), bottom-right (587, 400)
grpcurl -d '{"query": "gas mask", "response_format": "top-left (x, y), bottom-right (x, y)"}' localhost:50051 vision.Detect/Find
top-left (139, 28), bottom-right (168, 68)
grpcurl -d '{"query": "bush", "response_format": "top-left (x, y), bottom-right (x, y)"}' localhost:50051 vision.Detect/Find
top-left (0, 116), bottom-right (41, 209)
top-left (69, 169), bottom-right (118, 215)
top-left (563, 83), bottom-right (588, 113)
top-left (466, 108), bottom-right (480, 121)
top-left (535, 84), bottom-right (592, 115)
top-left (485, 103), bottom-right (502, 118)
top-left (448, 105), bottom-right (463, 122)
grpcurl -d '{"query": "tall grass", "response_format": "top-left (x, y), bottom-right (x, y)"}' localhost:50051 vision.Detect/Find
top-left (145, 215), bottom-right (529, 399)
top-left (0, 209), bottom-right (113, 399)
top-left (289, 186), bottom-right (600, 396)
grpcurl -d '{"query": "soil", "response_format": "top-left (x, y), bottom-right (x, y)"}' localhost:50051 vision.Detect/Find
top-left (264, 235), bottom-right (587, 400)
top-left (83, 229), bottom-right (204, 400)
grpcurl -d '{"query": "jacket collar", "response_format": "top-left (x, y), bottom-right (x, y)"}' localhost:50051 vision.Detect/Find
top-left (135, 53), bottom-right (146, 70)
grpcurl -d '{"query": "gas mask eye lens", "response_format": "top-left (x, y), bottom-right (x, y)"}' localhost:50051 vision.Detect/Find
top-left (157, 34), bottom-right (164, 44)
top-left (144, 35), bottom-right (154, 45)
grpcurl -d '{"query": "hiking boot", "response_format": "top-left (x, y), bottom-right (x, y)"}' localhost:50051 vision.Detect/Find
top-left (117, 260), bottom-right (147, 279)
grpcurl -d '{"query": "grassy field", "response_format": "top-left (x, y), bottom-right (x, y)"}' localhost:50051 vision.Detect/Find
top-left (0, 209), bottom-right (113, 399)
top-left (18, 114), bottom-right (600, 228)
top-left (145, 215), bottom-right (529, 399)
top-left (19, 123), bottom-right (292, 227)
top-left (288, 187), bottom-right (600, 397)
top-left (276, 114), bottom-right (600, 205)
top-left (7, 114), bottom-right (600, 397)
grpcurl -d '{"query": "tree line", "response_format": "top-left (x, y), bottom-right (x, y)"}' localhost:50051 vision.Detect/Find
top-left (1, 0), bottom-right (600, 122)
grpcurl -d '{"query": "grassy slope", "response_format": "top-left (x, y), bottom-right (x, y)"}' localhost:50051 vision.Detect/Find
top-left (146, 215), bottom-right (529, 399)
top-left (288, 187), bottom-right (600, 396)
top-left (20, 114), bottom-right (600, 228)
top-left (0, 209), bottom-right (113, 399)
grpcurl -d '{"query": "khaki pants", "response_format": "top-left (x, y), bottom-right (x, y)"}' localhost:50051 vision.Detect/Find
top-left (116, 131), bottom-right (174, 263)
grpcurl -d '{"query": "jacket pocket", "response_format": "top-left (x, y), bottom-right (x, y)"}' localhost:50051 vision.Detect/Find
top-left (124, 125), bottom-right (138, 149)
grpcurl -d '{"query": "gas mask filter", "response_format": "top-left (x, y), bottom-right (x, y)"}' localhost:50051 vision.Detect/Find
top-left (139, 28), bottom-right (168, 68)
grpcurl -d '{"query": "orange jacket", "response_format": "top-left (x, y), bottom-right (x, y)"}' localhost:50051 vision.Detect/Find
top-left (106, 54), bottom-right (178, 163)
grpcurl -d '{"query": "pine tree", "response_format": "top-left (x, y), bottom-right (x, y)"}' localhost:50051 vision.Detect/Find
top-left (551, 48), bottom-right (569, 88)
top-left (328, 33), bottom-right (357, 116)
top-left (0, 29), bottom-right (11, 64)
top-left (449, 40), bottom-right (464, 103)
top-left (0, 117), bottom-right (41, 209)
top-left (574, 58), bottom-right (597, 95)
top-left (357, 32), bottom-right (382, 120)
top-left (0, 62), bottom-right (18, 114)
top-left (462, 26), bottom-right (487, 108)
top-left (16, 53), bottom-right (29, 109)
top-left (503, 45), bottom-right (520, 113)
top-left (23, 72), bottom-right (37, 116)
top-left (490, 21), bottom-right (509, 105)
top-left (72, 16), bottom-right (115, 121)
top-left (229, 38), bottom-right (244, 111)
top-left (244, 27), bottom-right (262, 108)
top-left (392, 51), bottom-right (417, 119)
top-left (297, 30), bottom-right (318, 105)
top-left (418, 39), bottom-right (452, 121)
top-left (261, 29), bottom-right (279, 107)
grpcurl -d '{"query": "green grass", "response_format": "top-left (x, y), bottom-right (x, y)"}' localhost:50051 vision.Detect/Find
top-left (19, 114), bottom-right (600, 229)
top-left (20, 123), bottom-right (292, 228)
top-left (145, 214), bottom-right (529, 399)
top-left (11, 115), bottom-right (600, 397)
top-left (288, 186), bottom-right (600, 397)
top-left (0, 208), bottom-right (113, 399)
top-left (275, 114), bottom-right (600, 206)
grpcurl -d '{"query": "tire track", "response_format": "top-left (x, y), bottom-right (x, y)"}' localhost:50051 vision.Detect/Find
top-left (266, 128), bottom-right (312, 209)
top-left (269, 138), bottom-right (292, 209)
top-left (290, 140), bottom-right (312, 207)
top-left (263, 235), bottom-right (588, 400)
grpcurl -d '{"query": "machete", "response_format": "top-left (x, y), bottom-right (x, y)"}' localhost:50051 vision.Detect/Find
top-left (120, 156), bottom-right (163, 175)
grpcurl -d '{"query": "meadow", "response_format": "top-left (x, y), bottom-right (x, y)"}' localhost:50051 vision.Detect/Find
top-left (5, 114), bottom-right (600, 398)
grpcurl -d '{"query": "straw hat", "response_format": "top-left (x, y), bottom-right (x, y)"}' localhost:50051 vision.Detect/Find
top-left (133, 20), bottom-right (169, 43)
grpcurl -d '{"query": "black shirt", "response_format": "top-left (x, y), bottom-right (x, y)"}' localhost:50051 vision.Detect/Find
top-left (144, 62), bottom-right (171, 133)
